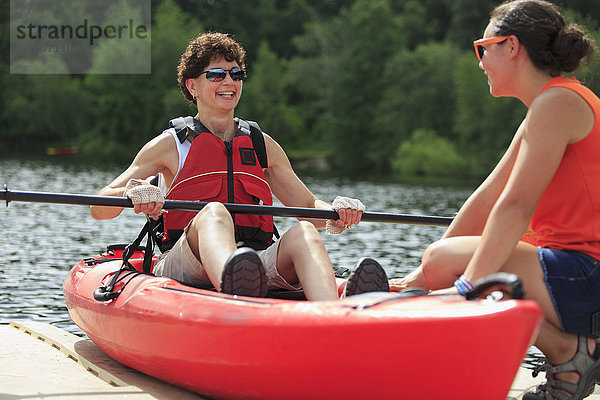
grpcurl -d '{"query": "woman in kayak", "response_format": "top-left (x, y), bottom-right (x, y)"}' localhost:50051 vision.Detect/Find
top-left (91, 32), bottom-right (389, 301)
top-left (390, 1), bottom-right (599, 398)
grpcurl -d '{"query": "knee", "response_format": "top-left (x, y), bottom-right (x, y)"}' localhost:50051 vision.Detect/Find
top-left (293, 221), bottom-right (321, 240)
top-left (421, 241), bottom-right (441, 268)
top-left (284, 221), bottom-right (323, 249)
top-left (421, 241), bottom-right (445, 283)
top-left (192, 202), bottom-right (232, 227)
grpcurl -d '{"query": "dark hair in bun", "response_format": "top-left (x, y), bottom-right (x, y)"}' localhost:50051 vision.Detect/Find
top-left (490, 0), bottom-right (595, 76)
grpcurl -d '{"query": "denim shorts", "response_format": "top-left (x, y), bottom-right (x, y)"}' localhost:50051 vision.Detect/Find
top-left (538, 247), bottom-right (600, 338)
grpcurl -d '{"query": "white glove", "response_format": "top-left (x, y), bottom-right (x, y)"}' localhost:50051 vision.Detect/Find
top-left (326, 196), bottom-right (366, 234)
top-left (124, 179), bottom-right (165, 205)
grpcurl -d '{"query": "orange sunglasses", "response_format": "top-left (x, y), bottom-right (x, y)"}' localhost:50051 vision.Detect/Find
top-left (473, 36), bottom-right (510, 61)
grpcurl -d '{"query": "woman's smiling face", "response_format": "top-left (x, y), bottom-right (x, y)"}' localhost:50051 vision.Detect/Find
top-left (193, 57), bottom-right (243, 113)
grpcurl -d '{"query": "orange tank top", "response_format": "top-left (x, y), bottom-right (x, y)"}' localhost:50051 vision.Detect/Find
top-left (528, 76), bottom-right (600, 260)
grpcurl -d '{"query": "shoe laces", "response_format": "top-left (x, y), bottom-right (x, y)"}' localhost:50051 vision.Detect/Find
top-left (532, 358), bottom-right (548, 378)
top-left (529, 360), bottom-right (562, 400)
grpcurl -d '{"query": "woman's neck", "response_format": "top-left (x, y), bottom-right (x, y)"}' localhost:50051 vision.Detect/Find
top-left (195, 111), bottom-right (237, 141)
top-left (514, 64), bottom-right (554, 107)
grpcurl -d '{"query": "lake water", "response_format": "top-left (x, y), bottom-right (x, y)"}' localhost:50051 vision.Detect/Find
top-left (1, 156), bottom-right (545, 367)
top-left (1, 156), bottom-right (474, 336)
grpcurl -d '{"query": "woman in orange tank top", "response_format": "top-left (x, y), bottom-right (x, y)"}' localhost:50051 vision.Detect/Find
top-left (390, 1), bottom-right (599, 398)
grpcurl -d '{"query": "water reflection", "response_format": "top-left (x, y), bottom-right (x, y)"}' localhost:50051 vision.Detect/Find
top-left (1, 157), bottom-right (473, 337)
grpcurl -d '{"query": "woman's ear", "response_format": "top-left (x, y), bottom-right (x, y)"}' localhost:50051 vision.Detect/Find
top-left (508, 35), bottom-right (522, 60)
top-left (185, 78), bottom-right (197, 99)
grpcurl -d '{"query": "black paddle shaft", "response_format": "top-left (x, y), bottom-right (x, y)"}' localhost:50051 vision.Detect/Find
top-left (1, 186), bottom-right (454, 226)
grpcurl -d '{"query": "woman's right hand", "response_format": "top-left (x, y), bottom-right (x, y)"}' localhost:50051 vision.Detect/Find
top-left (124, 179), bottom-right (165, 220)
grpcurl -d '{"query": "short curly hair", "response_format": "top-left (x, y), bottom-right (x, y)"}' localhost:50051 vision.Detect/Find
top-left (177, 32), bottom-right (246, 103)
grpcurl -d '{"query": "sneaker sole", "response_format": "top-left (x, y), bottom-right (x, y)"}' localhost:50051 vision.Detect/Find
top-left (221, 249), bottom-right (268, 297)
top-left (345, 258), bottom-right (389, 296)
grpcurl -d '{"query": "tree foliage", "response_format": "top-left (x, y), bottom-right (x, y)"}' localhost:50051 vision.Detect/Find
top-left (392, 129), bottom-right (467, 178)
top-left (1, 0), bottom-right (598, 181)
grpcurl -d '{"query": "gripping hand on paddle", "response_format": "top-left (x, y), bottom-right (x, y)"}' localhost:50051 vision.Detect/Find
top-left (326, 196), bottom-right (365, 234)
top-left (124, 178), bottom-right (165, 220)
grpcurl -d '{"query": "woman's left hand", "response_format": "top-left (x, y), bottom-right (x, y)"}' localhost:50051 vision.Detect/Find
top-left (326, 196), bottom-right (365, 234)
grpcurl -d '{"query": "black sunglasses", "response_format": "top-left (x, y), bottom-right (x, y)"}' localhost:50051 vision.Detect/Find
top-left (198, 68), bottom-right (246, 82)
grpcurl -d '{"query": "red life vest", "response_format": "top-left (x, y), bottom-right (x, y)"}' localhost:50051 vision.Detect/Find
top-left (161, 118), bottom-right (274, 251)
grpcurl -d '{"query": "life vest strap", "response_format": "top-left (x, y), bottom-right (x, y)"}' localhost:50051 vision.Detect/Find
top-left (169, 116), bottom-right (211, 144)
top-left (236, 118), bottom-right (268, 169)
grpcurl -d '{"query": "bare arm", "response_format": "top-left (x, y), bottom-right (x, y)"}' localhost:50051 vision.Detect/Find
top-left (90, 132), bottom-right (178, 220)
top-left (263, 133), bottom-right (361, 229)
top-left (463, 87), bottom-right (594, 282)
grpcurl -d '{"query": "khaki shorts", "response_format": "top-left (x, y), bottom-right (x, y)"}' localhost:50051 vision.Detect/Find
top-left (153, 231), bottom-right (300, 291)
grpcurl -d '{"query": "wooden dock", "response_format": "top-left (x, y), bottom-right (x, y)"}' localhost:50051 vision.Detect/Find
top-left (1, 321), bottom-right (598, 399)
top-left (1, 321), bottom-right (204, 399)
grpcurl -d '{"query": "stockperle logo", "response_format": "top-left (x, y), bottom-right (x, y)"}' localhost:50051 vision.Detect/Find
top-left (10, 0), bottom-right (151, 74)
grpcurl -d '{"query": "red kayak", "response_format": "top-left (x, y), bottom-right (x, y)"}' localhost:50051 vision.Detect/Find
top-left (63, 246), bottom-right (543, 400)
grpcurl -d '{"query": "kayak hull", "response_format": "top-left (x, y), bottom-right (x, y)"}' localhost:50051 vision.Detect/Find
top-left (63, 250), bottom-right (543, 400)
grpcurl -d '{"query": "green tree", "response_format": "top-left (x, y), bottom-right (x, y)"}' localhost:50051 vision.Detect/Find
top-left (392, 128), bottom-right (467, 178)
top-left (374, 41), bottom-right (461, 170)
top-left (556, 0), bottom-right (600, 25)
top-left (394, 0), bottom-right (452, 49)
top-left (562, 10), bottom-right (600, 97)
top-left (237, 41), bottom-right (304, 149)
top-left (80, 0), bottom-right (201, 159)
top-left (2, 0), bottom-right (599, 179)
top-left (323, 0), bottom-right (405, 172)
top-left (445, 0), bottom-right (498, 47)
top-left (174, 0), bottom-right (317, 63)
top-left (2, 0), bottom-right (89, 151)
top-left (285, 12), bottom-right (347, 154)
top-left (453, 51), bottom-right (525, 177)
top-left (2, 74), bottom-right (88, 151)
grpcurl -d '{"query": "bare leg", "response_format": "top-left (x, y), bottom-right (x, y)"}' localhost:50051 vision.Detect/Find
top-left (185, 202), bottom-right (237, 292)
top-left (275, 221), bottom-right (338, 301)
top-left (389, 236), bottom-right (480, 292)
top-left (498, 248), bottom-right (596, 387)
top-left (420, 235), bottom-right (596, 386)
